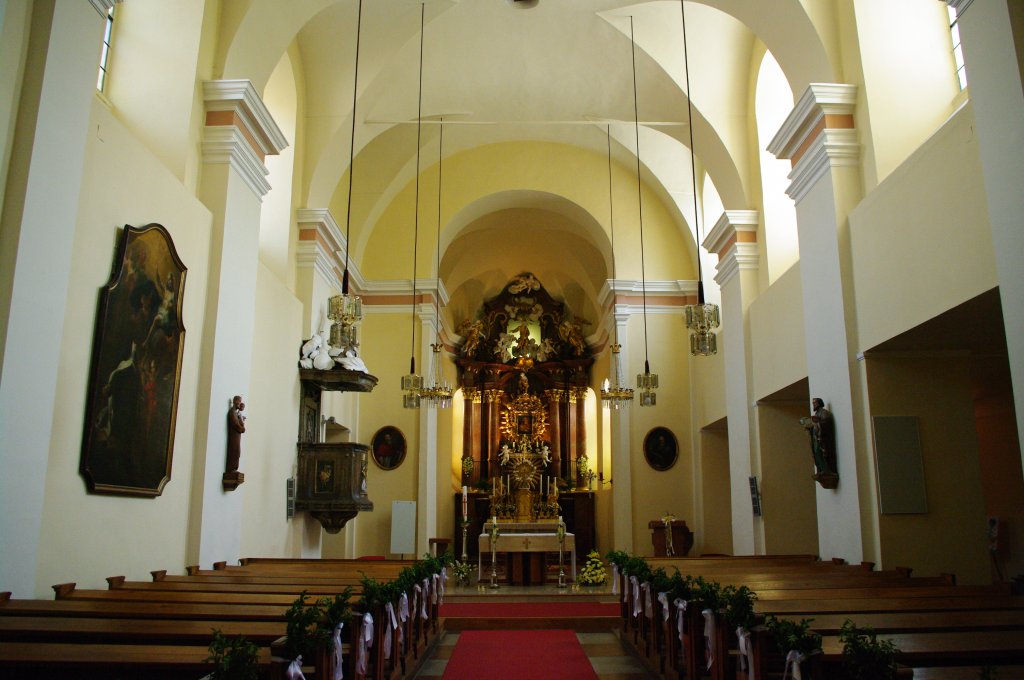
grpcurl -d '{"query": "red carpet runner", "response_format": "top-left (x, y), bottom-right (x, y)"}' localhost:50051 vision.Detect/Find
top-left (442, 629), bottom-right (598, 680)
top-left (439, 601), bottom-right (618, 618)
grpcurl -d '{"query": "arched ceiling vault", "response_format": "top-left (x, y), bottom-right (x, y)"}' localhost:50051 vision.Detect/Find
top-left (219, 0), bottom-right (837, 276)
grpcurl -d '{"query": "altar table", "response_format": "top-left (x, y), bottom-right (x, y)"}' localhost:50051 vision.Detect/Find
top-left (478, 530), bottom-right (576, 583)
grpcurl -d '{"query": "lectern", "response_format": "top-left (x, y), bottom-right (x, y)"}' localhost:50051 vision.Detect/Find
top-left (648, 519), bottom-right (694, 557)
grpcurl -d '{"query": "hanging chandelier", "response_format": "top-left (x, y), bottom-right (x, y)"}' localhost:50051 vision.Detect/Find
top-left (628, 17), bottom-right (658, 407)
top-left (678, 0), bottom-right (720, 356)
top-left (328, 0), bottom-right (365, 358)
top-left (401, 2), bottom-right (427, 409)
top-left (421, 118), bottom-right (453, 408)
top-left (600, 126), bottom-right (634, 410)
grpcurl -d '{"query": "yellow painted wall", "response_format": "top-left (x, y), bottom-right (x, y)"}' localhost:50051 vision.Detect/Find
top-left (757, 402), bottom-right (820, 556)
top-left (749, 264), bottom-right (806, 402)
top-left (351, 311), bottom-right (421, 558)
top-left (242, 263), bottom-right (323, 558)
top-left (700, 427), bottom-right (732, 555)
top-left (851, 104), bottom-right (996, 353)
top-left (35, 98), bottom-right (213, 594)
top-left (626, 313), bottom-right (694, 556)
top-left (866, 355), bottom-right (990, 584)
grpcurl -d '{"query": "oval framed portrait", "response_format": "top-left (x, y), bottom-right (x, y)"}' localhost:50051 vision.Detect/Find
top-left (643, 427), bottom-right (678, 471)
top-left (371, 426), bottom-right (406, 470)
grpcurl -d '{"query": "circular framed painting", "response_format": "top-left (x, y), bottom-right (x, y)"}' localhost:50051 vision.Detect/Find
top-left (643, 427), bottom-right (678, 471)
top-left (371, 426), bottom-right (406, 470)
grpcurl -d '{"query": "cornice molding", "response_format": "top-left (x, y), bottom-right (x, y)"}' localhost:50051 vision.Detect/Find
top-left (201, 126), bottom-right (272, 199)
top-left (89, 0), bottom-right (122, 18)
top-left (203, 80), bottom-right (289, 156)
top-left (786, 128), bottom-right (860, 203)
top-left (295, 208), bottom-right (368, 292)
top-left (598, 278), bottom-right (698, 308)
top-left (704, 210), bottom-right (759, 256)
top-left (767, 83), bottom-right (857, 160)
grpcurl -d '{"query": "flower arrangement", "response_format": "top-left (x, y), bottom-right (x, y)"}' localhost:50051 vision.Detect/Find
top-left (578, 550), bottom-right (607, 586)
top-left (451, 560), bottom-right (473, 585)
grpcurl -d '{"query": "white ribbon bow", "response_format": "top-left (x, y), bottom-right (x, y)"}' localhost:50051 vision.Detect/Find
top-left (420, 578), bottom-right (430, 619)
top-left (630, 576), bottom-right (641, 617)
top-left (412, 585), bottom-right (421, 628)
top-left (658, 592), bottom-right (670, 622)
top-left (736, 627), bottom-right (753, 680)
top-left (613, 565), bottom-right (620, 596)
top-left (431, 573), bottom-right (440, 604)
top-left (642, 582), bottom-right (653, 618)
top-left (702, 608), bottom-right (715, 671)
top-left (674, 599), bottom-right (688, 645)
top-left (384, 602), bottom-right (398, 660)
top-left (398, 592), bottom-right (409, 646)
top-left (784, 650), bottom-right (805, 680)
top-left (439, 567), bottom-right (447, 604)
top-left (355, 613), bottom-right (374, 677)
top-left (286, 655), bottom-right (306, 680)
top-left (332, 622), bottom-right (344, 680)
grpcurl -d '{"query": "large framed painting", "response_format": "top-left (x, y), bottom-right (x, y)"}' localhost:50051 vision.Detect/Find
top-left (643, 427), bottom-right (678, 472)
top-left (80, 224), bottom-right (187, 496)
top-left (371, 426), bottom-right (406, 470)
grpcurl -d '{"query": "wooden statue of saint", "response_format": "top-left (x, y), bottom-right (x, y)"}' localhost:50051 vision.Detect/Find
top-left (223, 395), bottom-right (246, 490)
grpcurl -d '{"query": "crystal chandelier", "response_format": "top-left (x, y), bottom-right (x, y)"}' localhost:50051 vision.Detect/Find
top-left (421, 119), bottom-right (453, 408)
top-left (629, 17), bottom-right (658, 406)
top-left (600, 126), bottom-right (634, 409)
top-left (402, 3), bottom-right (427, 409)
top-left (678, 0), bottom-right (720, 356)
top-left (328, 293), bottom-right (362, 357)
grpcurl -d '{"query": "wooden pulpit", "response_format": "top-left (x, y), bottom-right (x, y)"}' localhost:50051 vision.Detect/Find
top-left (648, 519), bottom-right (694, 557)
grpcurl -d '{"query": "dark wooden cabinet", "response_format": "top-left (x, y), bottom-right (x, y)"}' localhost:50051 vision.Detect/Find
top-left (454, 490), bottom-right (595, 562)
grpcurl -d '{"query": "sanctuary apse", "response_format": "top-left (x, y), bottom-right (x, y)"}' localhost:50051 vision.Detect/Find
top-left (452, 274), bottom-right (597, 562)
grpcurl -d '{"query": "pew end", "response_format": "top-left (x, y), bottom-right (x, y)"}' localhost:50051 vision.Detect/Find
top-left (52, 583), bottom-right (76, 599)
top-left (214, 561), bottom-right (228, 570)
top-left (186, 565), bottom-right (200, 575)
top-left (106, 575), bottom-right (125, 589)
top-left (0, 592), bottom-right (10, 603)
top-left (150, 570), bottom-right (167, 581)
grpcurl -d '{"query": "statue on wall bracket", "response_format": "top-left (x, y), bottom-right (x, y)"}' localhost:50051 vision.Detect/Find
top-left (801, 397), bottom-right (838, 489)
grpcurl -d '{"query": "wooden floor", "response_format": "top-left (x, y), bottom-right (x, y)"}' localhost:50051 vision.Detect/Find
top-left (417, 581), bottom-right (657, 679)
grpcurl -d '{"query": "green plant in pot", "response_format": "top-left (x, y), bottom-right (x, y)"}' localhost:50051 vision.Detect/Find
top-left (765, 615), bottom-right (822, 677)
top-left (839, 619), bottom-right (899, 680)
top-left (205, 629), bottom-right (260, 680)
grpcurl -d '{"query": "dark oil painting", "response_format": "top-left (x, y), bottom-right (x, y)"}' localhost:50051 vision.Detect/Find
top-left (80, 224), bottom-right (187, 496)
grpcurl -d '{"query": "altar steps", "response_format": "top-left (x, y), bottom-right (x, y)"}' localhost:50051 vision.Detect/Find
top-left (440, 584), bottom-right (622, 632)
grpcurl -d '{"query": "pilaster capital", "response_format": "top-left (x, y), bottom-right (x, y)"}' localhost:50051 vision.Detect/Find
top-left (767, 83), bottom-right (857, 162)
top-left (463, 387), bottom-right (482, 403)
top-left (944, 0), bottom-right (973, 12)
top-left (484, 389), bottom-right (504, 404)
top-left (786, 129), bottom-right (860, 203)
top-left (202, 80), bottom-right (288, 199)
top-left (203, 80), bottom-right (288, 156)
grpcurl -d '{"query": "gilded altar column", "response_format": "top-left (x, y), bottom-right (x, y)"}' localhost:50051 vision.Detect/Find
top-left (462, 388), bottom-right (482, 483)
top-left (545, 388), bottom-right (564, 480)
top-left (573, 386), bottom-right (588, 484)
top-left (484, 388), bottom-right (503, 481)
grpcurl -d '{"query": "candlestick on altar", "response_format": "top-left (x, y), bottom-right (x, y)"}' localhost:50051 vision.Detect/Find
top-left (489, 516), bottom-right (499, 589)
top-left (462, 485), bottom-right (468, 519)
top-left (460, 517), bottom-right (469, 563)
top-left (557, 516), bottom-right (567, 588)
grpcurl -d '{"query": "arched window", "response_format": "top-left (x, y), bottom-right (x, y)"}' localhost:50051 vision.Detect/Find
top-left (754, 50), bottom-right (798, 283)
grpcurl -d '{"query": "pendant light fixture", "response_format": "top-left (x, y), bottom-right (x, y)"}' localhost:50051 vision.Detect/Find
top-left (421, 118), bottom-right (453, 408)
top-left (401, 2), bottom-right (427, 408)
top-left (601, 125), bottom-right (634, 409)
top-left (679, 0), bottom-right (720, 356)
top-left (628, 16), bottom-right (658, 407)
top-left (328, 0), bottom-right (365, 358)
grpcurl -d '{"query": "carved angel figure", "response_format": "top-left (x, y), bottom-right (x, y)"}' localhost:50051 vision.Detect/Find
top-left (495, 332), bottom-right (514, 362)
top-left (499, 443), bottom-right (512, 466)
top-left (457, 319), bottom-right (485, 358)
top-left (558, 319), bottom-right (587, 356)
top-left (508, 273), bottom-right (541, 295)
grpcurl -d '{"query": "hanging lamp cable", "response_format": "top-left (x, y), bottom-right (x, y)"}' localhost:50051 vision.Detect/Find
top-left (629, 16), bottom-right (653, 380)
top-left (680, 0), bottom-right (704, 305)
top-left (408, 1), bottom-right (426, 379)
top-left (342, 0), bottom-right (363, 295)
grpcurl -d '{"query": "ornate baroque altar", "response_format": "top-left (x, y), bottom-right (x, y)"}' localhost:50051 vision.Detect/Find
top-left (453, 273), bottom-right (596, 562)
